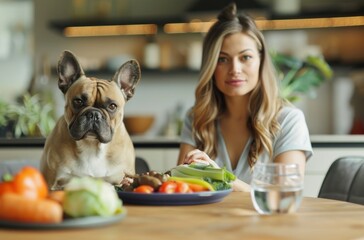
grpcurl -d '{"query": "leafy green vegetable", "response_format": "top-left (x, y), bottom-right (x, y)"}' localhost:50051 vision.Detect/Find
top-left (63, 177), bottom-right (123, 218)
top-left (170, 164), bottom-right (236, 191)
top-left (203, 178), bottom-right (232, 191)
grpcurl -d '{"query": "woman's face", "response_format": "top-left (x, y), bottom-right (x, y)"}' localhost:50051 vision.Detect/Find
top-left (214, 32), bottom-right (261, 98)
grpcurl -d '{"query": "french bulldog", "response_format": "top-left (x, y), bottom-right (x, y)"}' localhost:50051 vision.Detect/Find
top-left (40, 50), bottom-right (141, 190)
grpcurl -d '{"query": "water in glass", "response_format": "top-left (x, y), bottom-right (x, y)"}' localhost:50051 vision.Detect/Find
top-left (250, 163), bottom-right (303, 214)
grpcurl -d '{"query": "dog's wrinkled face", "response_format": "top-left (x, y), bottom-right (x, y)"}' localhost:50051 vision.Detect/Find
top-left (64, 77), bottom-right (125, 143)
top-left (57, 50), bottom-right (141, 143)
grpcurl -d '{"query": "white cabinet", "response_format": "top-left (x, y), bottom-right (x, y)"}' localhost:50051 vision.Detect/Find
top-left (0, 148), bottom-right (43, 163)
top-left (135, 149), bottom-right (179, 173)
top-left (0, 148), bottom-right (180, 175)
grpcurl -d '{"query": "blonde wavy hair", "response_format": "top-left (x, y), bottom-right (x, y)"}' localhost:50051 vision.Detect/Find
top-left (191, 3), bottom-right (286, 168)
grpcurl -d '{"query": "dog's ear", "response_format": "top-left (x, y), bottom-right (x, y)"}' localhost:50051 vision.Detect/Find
top-left (57, 50), bottom-right (85, 94)
top-left (112, 60), bottom-right (141, 101)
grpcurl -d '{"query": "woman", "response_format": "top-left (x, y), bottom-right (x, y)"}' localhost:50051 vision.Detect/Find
top-left (177, 3), bottom-right (313, 192)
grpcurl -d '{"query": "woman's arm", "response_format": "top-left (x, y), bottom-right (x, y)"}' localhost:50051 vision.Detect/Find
top-left (231, 179), bottom-right (251, 192)
top-left (232, 151), bottom-right (306, 192)
top-left (177, 143), bottom-right (196, 165)
top-left (274, 150), bottom-right (307, 179)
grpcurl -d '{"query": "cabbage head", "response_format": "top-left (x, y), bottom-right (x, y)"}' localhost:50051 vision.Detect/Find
top-left (63, 177), bottom-right (123, 217)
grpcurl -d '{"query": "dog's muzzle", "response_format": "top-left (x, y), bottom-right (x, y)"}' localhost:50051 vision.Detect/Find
top-left (69, 109), bottom-right (113, 143)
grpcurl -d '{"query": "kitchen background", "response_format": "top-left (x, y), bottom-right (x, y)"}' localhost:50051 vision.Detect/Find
top-left (1, 0), bottom-right (364, 137)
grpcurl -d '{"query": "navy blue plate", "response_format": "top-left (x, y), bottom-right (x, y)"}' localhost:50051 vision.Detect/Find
top-left (117, 189), bottom-right (232, 206)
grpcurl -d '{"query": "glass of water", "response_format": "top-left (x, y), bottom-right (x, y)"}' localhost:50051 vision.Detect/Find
top-left (250, 162), bottom-right (303, 215)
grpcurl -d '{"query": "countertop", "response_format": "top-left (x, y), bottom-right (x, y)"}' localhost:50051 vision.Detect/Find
top-left (1, 135), bottom-right (364, 148)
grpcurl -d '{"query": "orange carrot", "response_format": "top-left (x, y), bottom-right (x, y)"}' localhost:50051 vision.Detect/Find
top-left (0, 193), bottom-right (63, 223)
top-left (187, 182), bottom-right (209, 192)
top-left (48, 190), bottom-right (65, 204)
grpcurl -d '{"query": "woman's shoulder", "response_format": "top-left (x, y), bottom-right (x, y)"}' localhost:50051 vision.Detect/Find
top-left (279, 105), bottom-right (304, 115)
top-left (278, 106), bottom-right (306, 124)
top-left (183, 107), bottom-right (194, 121)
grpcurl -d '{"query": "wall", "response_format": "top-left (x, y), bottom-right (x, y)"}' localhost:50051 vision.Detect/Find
top-left (31, 0), bottom-right (203, 135)
top-left (0, 0), bottom-right (361, 136)
top-left (0, 1), bottom-right (33, 102)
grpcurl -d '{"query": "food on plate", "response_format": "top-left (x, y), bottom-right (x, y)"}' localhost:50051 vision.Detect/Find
top-left (167, 176), bottom-right (214, 191)
top-left (117, 171), bottom-right (170, 192)
top-left (0, 166), bottom-right (63, 223)
top-left (0, 178), bottom-right (13, 195)
top-left (115, 164), bottom-right (233, 193)
top-left (158, 180), bottom-right (191, 194)
top-left (171, 163), bottom-right (235, 182)
top-left (48, 190), bottom-right (65, 204)
top-left (133, 185), bottom-right (154, 193)
top-left (158, 181), bottom-right (178, 193)
top-left (170, 163), bottom-right (236, 191)
top-left (63, 177), bottom-right (123, 218)
top-left (138, 175), bottom-right (163, 189)
top-left (0, 167), bottom-right (125, 225)
top-left (0, 166), bottom-right (48, 199)
top-left (0, 192), bottom-right (63, 223)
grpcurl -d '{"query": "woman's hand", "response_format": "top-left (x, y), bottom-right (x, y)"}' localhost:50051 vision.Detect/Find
top-left (182, 148), bottom-right (251, 192)
top-left (183, 149), bottom-right (220, 168)
top-left (231, 179), bottom-right (251, 192)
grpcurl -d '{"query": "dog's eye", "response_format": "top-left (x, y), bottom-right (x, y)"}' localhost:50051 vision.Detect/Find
top-left (108, 103), bottom-right (117, 111)
top-left (73, 99), bottom-right (83, 108)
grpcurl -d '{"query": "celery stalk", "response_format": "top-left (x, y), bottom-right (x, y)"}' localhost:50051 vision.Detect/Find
top-left (170, 168), bottom-right (202, 179)
top-left (172, 165), bottom-right (235, 182)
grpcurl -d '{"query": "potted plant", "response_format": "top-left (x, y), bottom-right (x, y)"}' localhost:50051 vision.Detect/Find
top-left (0, 94), bottom-right (55, 138)
top-left (0, 100), bottom-right (12, 137)
top-left (271, 52), bottom-right (333, 102)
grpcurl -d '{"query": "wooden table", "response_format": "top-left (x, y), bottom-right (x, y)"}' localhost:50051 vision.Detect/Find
top-left (1, 192), bottom-right (364, 240)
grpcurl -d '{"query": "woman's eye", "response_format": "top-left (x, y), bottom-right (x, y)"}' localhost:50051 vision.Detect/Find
top-left (242, 55), bottom-right (252, 61)
top-left (108, 103), bottom-right (117, 111)
top-left (217, 57), bottom-right (228, 63)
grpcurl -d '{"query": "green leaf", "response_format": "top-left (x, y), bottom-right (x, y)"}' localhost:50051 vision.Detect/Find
top-left (306, 56), bottom-right (333, 79)
top-left (271, 52), bottom-right (333, 103)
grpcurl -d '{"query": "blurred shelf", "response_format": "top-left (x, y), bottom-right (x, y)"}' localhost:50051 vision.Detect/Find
top-left (49, 14), bottom-right (364, 37)
top-left (327, 60), bottom-right (364, 70)
top-left (49, 17), bottom-right (184, 31)
top-left (51, 67), bottom-right (199, 77)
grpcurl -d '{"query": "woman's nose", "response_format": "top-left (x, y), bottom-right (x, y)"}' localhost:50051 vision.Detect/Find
top-left (229, 59), bottom-right (242, 74)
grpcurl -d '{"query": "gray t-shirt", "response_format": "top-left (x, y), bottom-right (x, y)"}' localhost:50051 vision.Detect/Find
top-left (180, 106), bottom-right (313, 183)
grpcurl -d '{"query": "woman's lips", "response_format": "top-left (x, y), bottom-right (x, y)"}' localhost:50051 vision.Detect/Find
top-left (226, 79), bottom-right (246, 86)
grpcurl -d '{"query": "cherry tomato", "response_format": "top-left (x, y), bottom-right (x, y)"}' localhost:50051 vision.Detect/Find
top-left (175, 181), bottom-right (190, 193)
top-left (133, 185), bottom-right (154, 194)
top-left (158, 181), bottom-right (177, 194)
